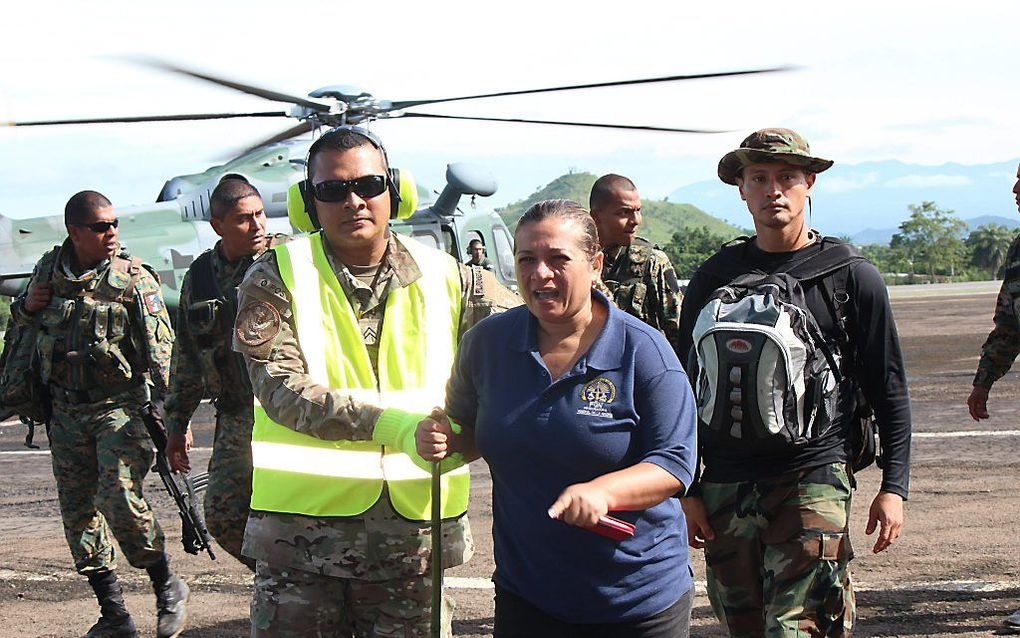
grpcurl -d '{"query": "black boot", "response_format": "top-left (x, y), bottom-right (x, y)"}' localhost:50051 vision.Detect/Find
top-left (83, 570), bottom-right (138, 638)
top-left (147, 555), bottom-right (189, 638)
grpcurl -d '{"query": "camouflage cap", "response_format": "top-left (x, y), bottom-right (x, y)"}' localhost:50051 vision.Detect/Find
top-left (717, 128), bottom-right (833, 185)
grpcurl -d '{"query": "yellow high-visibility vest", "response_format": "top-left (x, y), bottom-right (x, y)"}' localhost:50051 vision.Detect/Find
top-left (250, 232), bottom-right (469, 521)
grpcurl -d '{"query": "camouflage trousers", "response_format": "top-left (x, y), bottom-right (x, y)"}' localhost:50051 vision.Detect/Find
top-left (700, 463), bottom-right (855, 638)
top-left (48, 388), bottom-right (166, 574)
top-left (204, 409), bottom-right (255, 570)
top-left (251, 560), bottom-right (454, 638)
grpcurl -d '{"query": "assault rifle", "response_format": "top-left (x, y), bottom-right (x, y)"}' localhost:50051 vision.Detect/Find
top-left (140, 400), bottom-right (217, 560)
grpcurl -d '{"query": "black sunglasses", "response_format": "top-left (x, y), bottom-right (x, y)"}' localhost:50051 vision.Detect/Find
top-left (312, 175), bottom-right (388, 202)
top-left (73, 219), bottom-right (119, 233)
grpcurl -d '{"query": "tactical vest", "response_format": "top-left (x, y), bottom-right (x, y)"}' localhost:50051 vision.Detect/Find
top-left (35, 247), bottom-right (145, 395)
top-left (249, 233), bottom-right (470, 522)
top-left (603, 239), bottom-right (654, 317)
top-left (185, 248), bottom-right (257, 408)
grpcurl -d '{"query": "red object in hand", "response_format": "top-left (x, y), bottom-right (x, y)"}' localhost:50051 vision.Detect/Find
top-left (585, 515), bottom-right (636, 542)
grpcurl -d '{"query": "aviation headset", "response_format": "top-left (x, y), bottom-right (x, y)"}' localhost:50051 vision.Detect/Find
top-left (297, 125), bottom-right (404, 230)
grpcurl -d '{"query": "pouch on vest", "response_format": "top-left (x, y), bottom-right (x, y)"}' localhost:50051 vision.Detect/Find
top-left (604, 246), bottom-right (651, 316)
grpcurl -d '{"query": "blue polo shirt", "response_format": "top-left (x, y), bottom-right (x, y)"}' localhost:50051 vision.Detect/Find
top-left (446, 294), bottom-right (697, 623)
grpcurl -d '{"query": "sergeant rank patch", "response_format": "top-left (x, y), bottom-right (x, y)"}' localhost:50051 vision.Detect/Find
top-left (236, 300), bottom-right (282, 346)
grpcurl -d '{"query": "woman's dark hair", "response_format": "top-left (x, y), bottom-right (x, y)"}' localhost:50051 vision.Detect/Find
top-left (514, 199), bottom-right (600, 261)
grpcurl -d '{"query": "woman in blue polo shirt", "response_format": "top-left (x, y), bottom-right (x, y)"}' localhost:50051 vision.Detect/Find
top-left (418, 199), bottom-right (697, 638)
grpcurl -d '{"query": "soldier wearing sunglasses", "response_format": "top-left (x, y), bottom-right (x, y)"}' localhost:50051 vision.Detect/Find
top-left (11, 190), bottom-right (186, 638)
top-left (233, 126), bottom-right (520, 637)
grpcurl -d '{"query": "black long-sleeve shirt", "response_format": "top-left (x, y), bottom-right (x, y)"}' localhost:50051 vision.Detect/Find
top-left (678, 238), bottom-right (912, 499)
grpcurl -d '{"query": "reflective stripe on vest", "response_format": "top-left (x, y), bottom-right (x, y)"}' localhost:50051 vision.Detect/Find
top-left (250, 233), bottom-right (468, 521)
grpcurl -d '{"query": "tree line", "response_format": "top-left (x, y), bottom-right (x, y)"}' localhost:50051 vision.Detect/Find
top-left (661, 201), bottom-right (1017, 283)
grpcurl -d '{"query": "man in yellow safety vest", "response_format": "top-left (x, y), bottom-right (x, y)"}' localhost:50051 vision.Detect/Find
top-left (233, 125), bottom-right (519, 637)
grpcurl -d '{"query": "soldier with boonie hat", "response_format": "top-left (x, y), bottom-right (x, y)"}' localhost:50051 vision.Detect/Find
top-left (678, 127), bottom-right (913, 637)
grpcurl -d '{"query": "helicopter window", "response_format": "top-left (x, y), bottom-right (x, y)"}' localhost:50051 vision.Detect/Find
top-left (410, 231), bottom-right (439, 250)
top-left (492, 227), bottom-right (515, 281)
top-left (441, 225), bottom-right (458, 258)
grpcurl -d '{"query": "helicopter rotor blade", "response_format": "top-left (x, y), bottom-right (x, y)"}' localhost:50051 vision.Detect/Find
top-left (229, 120), bottom-right (317, 158)
top-left (390, 66), bottom-right (795, 110)
top-left (130, 58), bottom-right (331, 112)
top-left (5, 112), bottom-right (289, 127)
top-left (399, 112), bottom-right (728, 134)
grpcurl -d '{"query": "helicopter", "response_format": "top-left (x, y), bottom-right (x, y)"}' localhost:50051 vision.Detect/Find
top-left (0, 60), bottom-right (789, 310)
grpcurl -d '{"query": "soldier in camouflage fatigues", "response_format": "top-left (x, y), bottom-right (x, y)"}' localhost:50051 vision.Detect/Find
top-left (11, 191), bottom-right (187, 638)
top-left (164, 177), bottom-right (286, 570)
top-left (235, 128), bottom-right (521, 637)
top-left (589, 174), bottom-right (683, 354)
top-left (967, 163), bottom-right (1020, 632)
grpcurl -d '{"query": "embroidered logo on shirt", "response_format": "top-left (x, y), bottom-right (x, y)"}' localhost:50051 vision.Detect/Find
top-left (577, 377), bottom-right (617, 418)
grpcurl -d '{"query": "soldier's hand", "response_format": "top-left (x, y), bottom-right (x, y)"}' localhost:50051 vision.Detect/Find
top-left (680, 496), bottom-right (716, 549)
top-left (415, 407), bottom-right (455, 462)
top-left (967, 386), bottom-right (990, 421)
top-left (866, 491), bottom-right (903, 554)
top-left (548, 483), bottom-right (611, 528)
top-left (24, 281), bottom-right (53, 314)
top-left (166, 430), bottom-right (192, 473)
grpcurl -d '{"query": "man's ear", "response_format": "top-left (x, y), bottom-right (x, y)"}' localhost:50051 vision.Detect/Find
top-left (210, 216), bottom-right (225, 238)
top-left (735, 178), bottom-right (747, 202)
top-left (805, 172), bottom-right (817, 192)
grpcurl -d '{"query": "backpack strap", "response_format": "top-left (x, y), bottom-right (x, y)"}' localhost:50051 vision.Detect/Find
top-left (782, 239), bottom-right (864, 283)
top-left (189, 251), bottom-right (221, 302)
top-left (121, 256), bottom-right (144, 303)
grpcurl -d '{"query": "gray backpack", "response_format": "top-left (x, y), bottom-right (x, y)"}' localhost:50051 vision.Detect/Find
top-left (690, 242), bottom-right (875, 462)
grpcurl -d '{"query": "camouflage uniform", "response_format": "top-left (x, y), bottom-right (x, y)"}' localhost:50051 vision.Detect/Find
top-left (11, 239), bottom-right (174, 573)
top-left (234, 232), bottom-right (521, 638)
top-left (700, 463), bottom-right (854, 638)
top-left (973, 233), bottom-right (1020, 389)
top-left (164, 236), bottom-right (286, 568)
top-left (600, 238), bottom-right (683, 355)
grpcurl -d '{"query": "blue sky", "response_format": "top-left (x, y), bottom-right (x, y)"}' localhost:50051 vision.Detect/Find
top-left (2, 1), bottom-right (1019, 218)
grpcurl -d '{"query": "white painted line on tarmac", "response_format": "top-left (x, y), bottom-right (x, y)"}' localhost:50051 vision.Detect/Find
top-left (447, 577), bottom-right (494, 589)
top-left (0, 567), bottom-right (1016, 595)
top-left (440, 577), bottom-right (1020, 593)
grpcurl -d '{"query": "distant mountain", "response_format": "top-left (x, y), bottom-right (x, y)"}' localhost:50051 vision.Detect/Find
top-left (497, 172), bottom-right (742, 247)
top-left (668, 158), bottom-right (1020, 239)
top-left (850, 214), bottom-right (1020, 245)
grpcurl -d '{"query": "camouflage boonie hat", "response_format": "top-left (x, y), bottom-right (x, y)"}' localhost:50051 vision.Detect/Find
top-left (717, 128), bottom-right (833, 185)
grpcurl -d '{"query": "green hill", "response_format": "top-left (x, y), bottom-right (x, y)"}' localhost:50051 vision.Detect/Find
top-left (496, 171), bottom-right (742, 246)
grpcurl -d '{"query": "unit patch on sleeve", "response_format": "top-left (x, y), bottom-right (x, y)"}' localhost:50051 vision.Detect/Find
top-left (143, 291), bottom-right (164, 315)
top-left (236, 300), bottom-right (282, 347)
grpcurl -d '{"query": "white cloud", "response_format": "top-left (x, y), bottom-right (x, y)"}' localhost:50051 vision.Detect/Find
top-left (816, 172), bottom-right (880, 194)
top-left (884, 175), bottom-right (973, 188)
